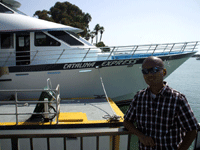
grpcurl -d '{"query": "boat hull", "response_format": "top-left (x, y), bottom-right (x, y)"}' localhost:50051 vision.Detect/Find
top-left (0, 52), bottom-right (194, 102)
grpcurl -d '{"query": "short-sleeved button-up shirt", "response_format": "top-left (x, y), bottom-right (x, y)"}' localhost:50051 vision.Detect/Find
top-left (124, 82), bottom-right (198, 150)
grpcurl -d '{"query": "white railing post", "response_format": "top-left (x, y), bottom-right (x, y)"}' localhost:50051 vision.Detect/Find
top-left (82, 48), bottom-right (90, 62)
top-left (169, 43), bottom-right (175, 54)
top-left (31, 50), bottom-right (39, 63)
top-left (152, 45), bottom-right (158, 55)
top-left (147, 45), bottom-right (152, 53)
top-left (15, 91), bottom-right (18, 125)
top-left (131, 46), bottom-right (138, 57)
top-left (56, 49), bottom-right (65, 63)
top-left (163, 44), bottom-right (168, 53)
top-left (107, 47), bottom-right (116, 60)
top-left (56, 84), bottom-right (60, 124)
top-left (192, 41), bottom-right (198, 52)
top-left (180, 43), bottom-right (187, 52)
top-left (44, 98), bottom-right (49, 119)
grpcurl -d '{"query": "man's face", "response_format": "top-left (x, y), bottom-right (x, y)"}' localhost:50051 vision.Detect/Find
top-left (142, 60), bottom-right (165, 86)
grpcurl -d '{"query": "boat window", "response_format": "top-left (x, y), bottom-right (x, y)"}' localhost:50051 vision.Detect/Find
top-left (68, 31), bottom-right (93, 46)
top-left (11, 7), bottom-right (27, 15)
top-left (0, 3), bottom-right (14, 13)
top-left (35, 32), bottom-right (61, 47)
top-left (79, 36), bottom-right (93, 46)
top-left (1, 33), bottom-right (14, 49)
top-left (48, 31), bottom-right (84, 46)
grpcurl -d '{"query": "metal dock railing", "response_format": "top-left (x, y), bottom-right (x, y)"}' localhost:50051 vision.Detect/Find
top-left (0, 126), bottom-right (200, 150)
top-left (0, 127), bottom-right (131, 150)
top-left (0, 84), bottom-right (61, 125)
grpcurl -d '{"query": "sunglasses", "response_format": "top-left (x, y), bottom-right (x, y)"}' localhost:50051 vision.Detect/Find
top-left (142, 67), bottom-right (163, 75)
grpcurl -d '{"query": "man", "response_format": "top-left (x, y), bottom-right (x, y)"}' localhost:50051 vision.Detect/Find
top-left (124, 56), bottom-right (198, 150)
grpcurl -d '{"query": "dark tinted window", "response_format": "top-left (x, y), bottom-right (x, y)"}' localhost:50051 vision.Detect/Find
top-left (48, 31), bottom-right (84, 46)
top-left (35, 32), bottom-right (61, 46)
top-left (1, 33), bottom-right (14, 49)
top-left (0, 4), bottom-right (13, 13)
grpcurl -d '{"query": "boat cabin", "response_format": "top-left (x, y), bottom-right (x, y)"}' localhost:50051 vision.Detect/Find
top-left (0, 2), bottom-right (96, 67)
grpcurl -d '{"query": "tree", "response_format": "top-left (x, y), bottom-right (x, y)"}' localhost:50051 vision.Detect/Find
top-left (94, 24), bottom-right (100, 44)
top-left (34, 10), bottom-right (54, 22)
top-left (33, 1), bottom-right (107, 45)
top-left (90, 31), bottom-right (95, 44)
top-left (96, 41), bottom-right (105, 47)
top-left (99, 26), bottom-right (105, 42)
top-left (96, 42), bottom-right (110, 52)
top-left (85, 29), bottom-right (91, 41)
top-left (93, 24), bottom-right (105, 44)
top-left (34, 2), bottom-right (92, 37)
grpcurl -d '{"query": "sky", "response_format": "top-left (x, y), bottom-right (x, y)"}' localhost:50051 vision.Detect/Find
top-left (14, 0), bottom-right (200, 53)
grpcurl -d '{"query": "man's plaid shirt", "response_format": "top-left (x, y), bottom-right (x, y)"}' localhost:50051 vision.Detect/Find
top-left (124, 82), bottom-right (198, 149)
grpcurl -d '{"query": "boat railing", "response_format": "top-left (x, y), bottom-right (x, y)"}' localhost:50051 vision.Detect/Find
top-left (0, 125), bottom-right (199, 150)
top-left (0, 127), bottom-right (132, 150)
top-left (0, 41), bottom-right (198, 67)
top-left (0, 84), bottom-right (61, 125)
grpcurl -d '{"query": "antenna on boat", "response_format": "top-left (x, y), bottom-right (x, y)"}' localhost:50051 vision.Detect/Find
top-left (95, 66), bottom-right (121, 121)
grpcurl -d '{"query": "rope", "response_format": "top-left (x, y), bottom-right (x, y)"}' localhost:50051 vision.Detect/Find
top-left (96, 66), bottom-right (121, 121)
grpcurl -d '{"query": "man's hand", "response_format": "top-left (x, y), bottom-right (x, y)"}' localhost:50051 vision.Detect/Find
top-left (138, 134), bottom-right (155, 147)
top-left (124, 120), bottom-right (155, 147)
top-left (177, 130), bottom-right (197, 150)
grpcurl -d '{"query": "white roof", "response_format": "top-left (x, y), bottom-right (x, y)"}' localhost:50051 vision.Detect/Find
top-left (0, 1), bottom-right (83, 33)
top-left (0, 13), bottom-right (83, 33)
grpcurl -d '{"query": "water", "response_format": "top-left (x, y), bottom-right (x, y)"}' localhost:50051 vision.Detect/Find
top-left (119, 58), bottom-right (200, 150)
top-left (166, 58), bottom-right (200, 123)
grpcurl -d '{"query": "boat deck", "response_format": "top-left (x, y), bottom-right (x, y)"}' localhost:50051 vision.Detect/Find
top-left (0, 89), bottom-right (126, 150)
top-left (0, 97), bottom-right (124, 126)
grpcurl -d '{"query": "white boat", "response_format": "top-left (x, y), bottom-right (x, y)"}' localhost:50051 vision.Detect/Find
top-left (0, 1), bottom-right (199, 103)
top-left (0, 79), bottom-right (128, 150)
top-left (196, 57), bottom-right (200, 60)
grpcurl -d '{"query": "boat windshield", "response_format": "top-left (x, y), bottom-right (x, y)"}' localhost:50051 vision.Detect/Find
top-left (11, 7), bottom-right (27, 16)
top-left (48, 31), bottom-right (84, 46)
top-left (68, 31), bottom-right (93, 46)
top-left (0, 3), bottom-right (27, 15)
top-left (79, 37), bottom-right (93, 46)
top-left (0, 3), bottom-right (14, 13)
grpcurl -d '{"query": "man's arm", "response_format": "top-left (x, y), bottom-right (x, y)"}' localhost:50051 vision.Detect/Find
top-left (176, 94), bottom-right (199, 150)
top-left (178, 130), bottom-right (197, 150)
top-left (123, 120), bottom-right (155, 147)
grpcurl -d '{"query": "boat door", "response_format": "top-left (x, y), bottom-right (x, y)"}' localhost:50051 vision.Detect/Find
top-left (16, 33), bottom-right (30, 65)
